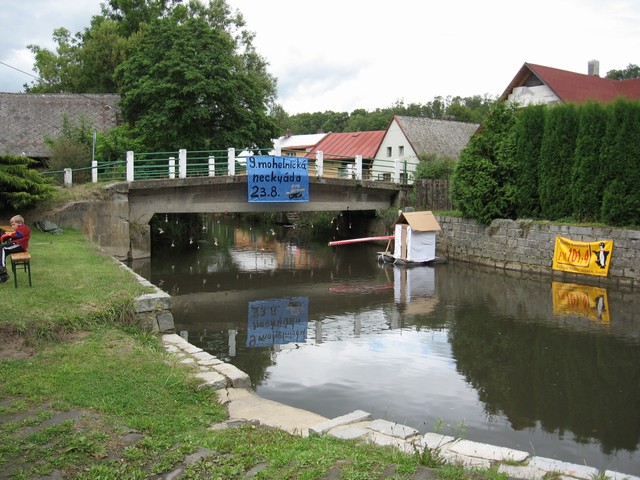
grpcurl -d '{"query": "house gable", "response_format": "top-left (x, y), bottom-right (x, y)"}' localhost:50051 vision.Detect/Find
top-left (501, 62), bottom-right (640, 106)
top-left (0, 93), bottom-right (121, 159)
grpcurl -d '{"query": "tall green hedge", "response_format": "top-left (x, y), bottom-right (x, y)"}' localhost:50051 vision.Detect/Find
top-left (538, 104), bottom-right (579, 220)
top-left (452, 98), bottom-right (640, 227)
top-left (571, 102), bottom-right (607, 222)
top-left (512, 104), bottom-right (546, 218)
top-left (600, 99), bottom-right (640, 226)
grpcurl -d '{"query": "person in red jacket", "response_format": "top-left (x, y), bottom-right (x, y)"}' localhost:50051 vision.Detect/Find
top-left (0, 215), bottom-right (31, 284)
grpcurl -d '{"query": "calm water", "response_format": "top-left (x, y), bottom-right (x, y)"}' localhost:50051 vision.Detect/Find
top-left (131, 217), bottom-right (640, 476)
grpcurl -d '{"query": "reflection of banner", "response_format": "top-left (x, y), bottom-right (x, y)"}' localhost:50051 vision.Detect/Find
top-left (247, 297), bottom-right (308, 347)
top-left (247, 155), bottom-right (309, 203)
top-left (552, 236), bottom-right (613, 277)
top-left (551, 282), bottom-right (610, 323)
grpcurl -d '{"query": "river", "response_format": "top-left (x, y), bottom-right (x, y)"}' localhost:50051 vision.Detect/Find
top-left (131, 215), bottom-right (640, 476)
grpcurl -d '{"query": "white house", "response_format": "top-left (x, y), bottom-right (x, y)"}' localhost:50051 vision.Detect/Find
top-left (373, 115), bottom-right (479, 182)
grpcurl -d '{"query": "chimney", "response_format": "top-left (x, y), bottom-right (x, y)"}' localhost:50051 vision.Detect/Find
top-left (588, 59), bottom-right (600, 77)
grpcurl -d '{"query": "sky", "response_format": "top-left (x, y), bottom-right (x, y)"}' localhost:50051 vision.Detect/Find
top-left (1, 0), bottom-right (639, 114)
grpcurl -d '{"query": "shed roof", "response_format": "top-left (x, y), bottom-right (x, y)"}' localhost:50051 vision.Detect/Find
top-left (306, 130), bottom-right (385, 160)
top-left (393, 116), bottom-right (479, 159)
top-left (0, 93), bottom-right (120, 158)
top-left (394, 210), bottom-right (441, 232)
top-left (500, 63), bottom-right (640, 104)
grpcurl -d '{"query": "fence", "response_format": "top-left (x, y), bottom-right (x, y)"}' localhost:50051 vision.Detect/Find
top-left (42, 147), bottom-right (413, 187)
top-left (415, 179), bottom-right (452, 210)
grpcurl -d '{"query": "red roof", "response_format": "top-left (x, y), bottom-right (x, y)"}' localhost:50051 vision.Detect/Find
top-left (501, 63), bottom-right (640, 104)
top-left (306, 131), bottom-right (385, 160)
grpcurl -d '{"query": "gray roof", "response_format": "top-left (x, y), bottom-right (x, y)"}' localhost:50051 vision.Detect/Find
top-left (0, 93), bottom-right (121, 158)
top-left (395, 115), bottom-right (479, 159)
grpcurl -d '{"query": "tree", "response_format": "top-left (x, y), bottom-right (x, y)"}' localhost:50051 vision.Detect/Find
top-left (26, 28), bottom-right (84, 93)
top-left (0, 155), bottom-right (55, 210)
top-left (450, 101), bottom-right (519, 223)
top-left (605, 64), bottom-right (640, 80)
top-left (512, 104), bottom-right (546, 218)
top-left (571, 102), bottom-right (607, 222)
top-left (538, 104), bottom-right (579, 220)
top-left (114, 8), bottom-right (278, 150)
top-left (414, 154), bottom-right (456, 180)
top-left (600, 99), bottom-right (640, 226)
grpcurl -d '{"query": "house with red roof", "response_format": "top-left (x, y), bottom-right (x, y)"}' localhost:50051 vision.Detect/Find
top-left (305, 130), bottom-right (385, 179)
top-left (501, 60), bottom-right (640, 106)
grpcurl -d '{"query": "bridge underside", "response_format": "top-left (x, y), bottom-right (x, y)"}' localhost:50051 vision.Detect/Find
top-left (123, 176), bottom-right (403, 258)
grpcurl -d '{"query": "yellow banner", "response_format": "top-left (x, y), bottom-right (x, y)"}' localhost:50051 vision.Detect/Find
top-left (552, 237), bottom-right (613, 277)
top-left (551, 281), bottom-right (610, 323)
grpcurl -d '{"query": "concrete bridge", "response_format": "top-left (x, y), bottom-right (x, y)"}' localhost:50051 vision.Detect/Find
top-left (52, 175), bottom-right (406, 260)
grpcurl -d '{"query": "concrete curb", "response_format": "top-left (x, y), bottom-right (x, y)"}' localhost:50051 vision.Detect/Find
top-left (161, 334), bottom-right (639, 480)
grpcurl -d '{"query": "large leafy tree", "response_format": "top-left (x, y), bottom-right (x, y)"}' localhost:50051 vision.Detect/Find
top-left (605, 63), bottom-right (640, 80)
top-left (115, 6), bottom-right (277, 151)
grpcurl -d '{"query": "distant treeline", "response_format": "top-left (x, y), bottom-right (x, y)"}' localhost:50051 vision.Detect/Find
top-left (273, 95), bottom-right (496, 135)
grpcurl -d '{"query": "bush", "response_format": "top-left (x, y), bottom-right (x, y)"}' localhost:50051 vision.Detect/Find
top-left (414, 154), bottom-right (456, 180)
top-left (0, 155), bottom-right (56, 210)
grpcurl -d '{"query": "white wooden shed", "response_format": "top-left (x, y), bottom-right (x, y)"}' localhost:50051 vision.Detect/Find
top-left (392, 211), bottom-right (441, 263)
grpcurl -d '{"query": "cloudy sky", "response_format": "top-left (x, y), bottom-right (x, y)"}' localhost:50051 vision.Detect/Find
top-left (1, 0), bottom-right (639, 114)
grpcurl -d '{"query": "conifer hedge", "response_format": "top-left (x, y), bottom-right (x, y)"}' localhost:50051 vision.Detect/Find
top-left (0, 155), bottom-right (55, 211)
top-left (451, 98), bottom-right (640, 227)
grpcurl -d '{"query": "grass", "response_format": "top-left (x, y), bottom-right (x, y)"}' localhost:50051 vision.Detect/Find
top-left (0, 229), bottom-right (150, 337)
top-left (0, 227), bottom-right (512, 479)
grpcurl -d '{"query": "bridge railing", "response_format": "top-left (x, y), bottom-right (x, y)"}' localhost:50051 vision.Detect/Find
top-left (45, 148), bottom-right (414, 187)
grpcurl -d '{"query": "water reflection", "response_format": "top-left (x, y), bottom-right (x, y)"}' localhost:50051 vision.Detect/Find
top-left (131, 218), bottom-right (640, 475)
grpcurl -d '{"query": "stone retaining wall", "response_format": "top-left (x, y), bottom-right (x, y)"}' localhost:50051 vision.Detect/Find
top-left (435, 216), bottom-right (640, 289)
top-left (119, 263), bottom-right (175, 333)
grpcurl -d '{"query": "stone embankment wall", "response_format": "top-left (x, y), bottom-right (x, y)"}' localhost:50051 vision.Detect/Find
top-left (435, 216), bottom-right (639, 289)
top-left (119, 263), bottom-right (175, 333)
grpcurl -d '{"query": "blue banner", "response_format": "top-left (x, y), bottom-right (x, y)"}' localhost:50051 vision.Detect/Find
top-left (247, 155), bottom-right (309, 202)
top-left (247, 297), bottom-right (308, 347)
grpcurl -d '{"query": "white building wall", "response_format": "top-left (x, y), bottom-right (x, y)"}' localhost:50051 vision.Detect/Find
top-left (373, 119), bottom-right (419, 181)
top-left (507, 85), bottom-right (561, 106)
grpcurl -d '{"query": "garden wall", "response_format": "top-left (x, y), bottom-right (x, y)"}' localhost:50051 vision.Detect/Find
top-left (435, 216), bottom-right (640, 289)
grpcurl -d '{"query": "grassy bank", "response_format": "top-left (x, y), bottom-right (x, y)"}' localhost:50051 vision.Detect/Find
top-left (0, 229), bottom-right (503, 479)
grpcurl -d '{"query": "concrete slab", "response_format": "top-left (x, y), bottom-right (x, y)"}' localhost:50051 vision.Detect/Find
top-left (194, 371), bottom-right (228, 390)
top-left (310, 410), bottom-right (372, 435)
top-left (527, 456), bottom-right (599, 479)
top-left (217, 388), bottom-right (328, 437)
top-left (212, 363), bottom-right (251, 388)
top-left (448, 439), bottom-right (529, 462)
top-left (328, 427), bottom-right (370, 440)
top-left (368, 419), bottom-right (419, 440)
top-left (499, 464), bottom-right (546, 480)
top-left (417, 432), bottom-right (455, 450)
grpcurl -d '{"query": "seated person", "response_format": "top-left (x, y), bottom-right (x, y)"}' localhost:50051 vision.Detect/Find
top-left (0, 215), bottom-right (31, 284)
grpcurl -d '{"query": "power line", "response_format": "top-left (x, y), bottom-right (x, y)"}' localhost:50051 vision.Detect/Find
top-left (0, 60), bottom-right (113, 109)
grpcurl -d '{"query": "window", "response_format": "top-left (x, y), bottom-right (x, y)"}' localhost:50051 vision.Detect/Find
top-left (398, 146), bottom-right (404, 156)
top-left (386, 146), bottom-right (392, 157)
